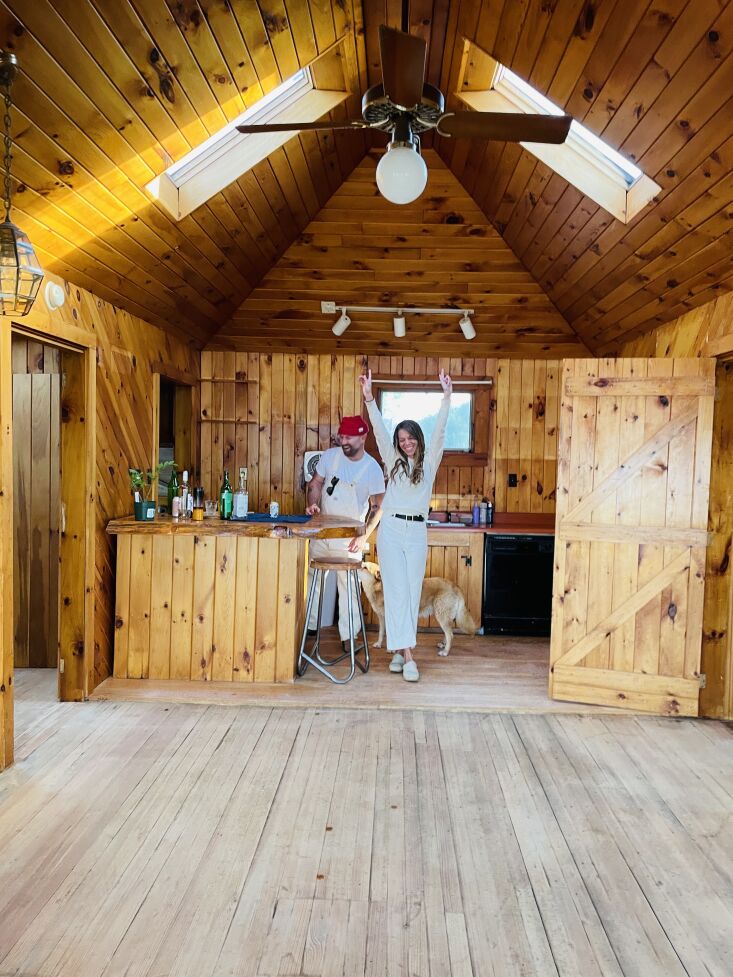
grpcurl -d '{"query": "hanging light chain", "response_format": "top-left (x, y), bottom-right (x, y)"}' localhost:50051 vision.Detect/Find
top-left (2, 77), bottom-right (12, 223)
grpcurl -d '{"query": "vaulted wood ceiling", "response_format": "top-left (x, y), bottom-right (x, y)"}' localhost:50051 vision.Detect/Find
top-left (3, 1), bottom-right (733, 354)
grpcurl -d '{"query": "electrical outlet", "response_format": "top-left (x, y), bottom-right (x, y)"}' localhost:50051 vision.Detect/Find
top-left (320, 301), bottom-right (336, 314)
top-left (508, 473), bottom-right (518, 487)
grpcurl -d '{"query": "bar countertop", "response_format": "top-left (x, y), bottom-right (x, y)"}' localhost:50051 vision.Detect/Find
top-left (106, 513), bottom-right (363, 539)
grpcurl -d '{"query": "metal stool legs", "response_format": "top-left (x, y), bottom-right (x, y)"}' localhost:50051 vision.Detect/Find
top-left (297, 566), bottom-right (370, 683)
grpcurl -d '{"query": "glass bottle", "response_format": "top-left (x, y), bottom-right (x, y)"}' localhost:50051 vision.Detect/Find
top-left (167, 466), bottom-right (179, 513)
top-left (219, 469), bottom-right (233, 520)
top-left (232, 467), bottom-right (248, 519)
top-left (180, 470), bottom-right (189, 519)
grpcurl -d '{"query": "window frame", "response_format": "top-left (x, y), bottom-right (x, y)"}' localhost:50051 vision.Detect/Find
top-left (369, 377), bottom-right (492, 467)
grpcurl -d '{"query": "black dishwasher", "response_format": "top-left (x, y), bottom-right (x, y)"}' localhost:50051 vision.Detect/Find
top-left (483, 534), bottom-right (554, 636)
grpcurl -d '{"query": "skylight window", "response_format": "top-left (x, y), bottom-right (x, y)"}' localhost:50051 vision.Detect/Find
top-left (457, 47), bottom-right (660, 223)
top-left (147, 66), bottom-right (348, 220)
top-left (494, 65), bottom-right (643, 189)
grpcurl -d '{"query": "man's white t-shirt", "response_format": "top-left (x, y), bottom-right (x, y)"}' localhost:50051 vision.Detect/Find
top-left (316, 447), bottom-right (385, 517)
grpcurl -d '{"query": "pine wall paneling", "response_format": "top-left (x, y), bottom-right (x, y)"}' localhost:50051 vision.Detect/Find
top-left (1, 275), bottom-right (200, 703)
top-left (11, 337), bottom-right (60, 670)
top-left (200, 352), bottom-right (561, 517)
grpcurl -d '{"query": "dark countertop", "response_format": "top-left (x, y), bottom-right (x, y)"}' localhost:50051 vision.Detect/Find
top-left (427, 512), bottom-right (555, 536)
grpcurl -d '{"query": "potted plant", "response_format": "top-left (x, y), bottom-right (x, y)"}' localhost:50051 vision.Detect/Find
top-left (129, 460), bottom-right (175, 521)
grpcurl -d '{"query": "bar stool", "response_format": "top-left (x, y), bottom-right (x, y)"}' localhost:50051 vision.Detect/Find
top-left (297, 556), bottom-right (370, 683)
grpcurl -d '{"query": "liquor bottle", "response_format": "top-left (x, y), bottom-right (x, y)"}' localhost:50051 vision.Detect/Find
top-left (167, 466), bottom-right (179, 513)
top-left (181, 470), bottom-right (189, 519)
top-left (232, 467), bottom-right (248, 519)
top-left (219, 469), bottom-right (233, 520)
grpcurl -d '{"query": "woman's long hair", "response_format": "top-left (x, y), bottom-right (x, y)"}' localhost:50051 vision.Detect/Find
top-left (389, 420), bottom-right (425, 485)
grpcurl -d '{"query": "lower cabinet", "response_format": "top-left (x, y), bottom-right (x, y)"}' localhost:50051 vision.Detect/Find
top-left (363, 530), bottom-right (484, 632)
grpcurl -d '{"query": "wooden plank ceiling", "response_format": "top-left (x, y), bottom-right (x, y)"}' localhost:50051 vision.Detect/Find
top-left (213, 148), bottom-right (585, 356)
top-left (3, 1), bottom-right (733, 354)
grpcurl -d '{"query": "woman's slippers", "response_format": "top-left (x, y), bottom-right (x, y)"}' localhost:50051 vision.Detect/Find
top-left (402, 660), bottom-right (419, 682)
top-left (389, 653), bottom-right (405, 673)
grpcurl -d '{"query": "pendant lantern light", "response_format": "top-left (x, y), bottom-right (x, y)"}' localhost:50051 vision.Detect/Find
top-left (0, 52), bottom-right (43, 316)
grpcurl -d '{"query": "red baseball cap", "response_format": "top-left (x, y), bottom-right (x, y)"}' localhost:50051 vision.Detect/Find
top-left (338, 415), bottom-right (369, 436)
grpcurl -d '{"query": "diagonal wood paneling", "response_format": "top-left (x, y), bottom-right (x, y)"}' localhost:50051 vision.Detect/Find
top-left (0, 0), bottom-right (368, 346)
top-left (432, 0), bottom-right (733, 353)
top-left (212, 149), bottom-right (587, 357)
top-left (2, 0), bottom-right (733, 354)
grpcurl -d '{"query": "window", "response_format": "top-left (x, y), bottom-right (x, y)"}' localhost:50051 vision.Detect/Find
top-left (147, 64), bottom-right (348, 220)
top-left (456, 43), bottom-right (660, 223)
top-left (369, 378), bottom-right (492, 467)
top-left (379, 389), bottom-right (473, 452)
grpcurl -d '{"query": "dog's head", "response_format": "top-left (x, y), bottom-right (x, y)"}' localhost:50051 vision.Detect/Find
top-left (358, 561), bottom-right (382, 595)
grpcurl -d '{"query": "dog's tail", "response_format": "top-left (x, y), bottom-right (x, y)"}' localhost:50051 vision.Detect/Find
top-left (456, 599), bottom-right (478, 636)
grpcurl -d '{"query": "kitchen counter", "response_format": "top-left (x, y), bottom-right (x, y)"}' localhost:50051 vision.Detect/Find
top-left (107, 513), bottom-right (363, 684)
top-left (427, 513), bottom-right (555, 535)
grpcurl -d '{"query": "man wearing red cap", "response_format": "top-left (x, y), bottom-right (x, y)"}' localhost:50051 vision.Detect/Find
top-left (305, 414), bottom-right (385, 644)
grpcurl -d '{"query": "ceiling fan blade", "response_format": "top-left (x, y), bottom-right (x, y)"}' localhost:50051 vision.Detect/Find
top-left (236, 120), bottom-right (367, 134)
top-left (437, 112), bottom-right (572, 144)
top-left (379, 25), bottom-right (426, 110)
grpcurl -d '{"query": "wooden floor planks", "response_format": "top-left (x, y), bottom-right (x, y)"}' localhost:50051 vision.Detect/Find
top-left (1, 671), bottom-right (732, 977)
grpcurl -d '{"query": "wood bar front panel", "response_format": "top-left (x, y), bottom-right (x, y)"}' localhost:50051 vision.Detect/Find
top-left (114, 533), bottom-right (306, 683)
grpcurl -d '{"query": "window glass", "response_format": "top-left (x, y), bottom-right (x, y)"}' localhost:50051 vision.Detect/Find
top-left (379, 390), bottom-right (472, 451)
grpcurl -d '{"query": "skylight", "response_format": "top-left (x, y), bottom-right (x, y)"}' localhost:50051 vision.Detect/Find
top-left (456, 48), bottom-right (660, 224)
top-left (494, 65), bottom-right (643, 189)
top-left (147, 66), bottom-right (348, 220)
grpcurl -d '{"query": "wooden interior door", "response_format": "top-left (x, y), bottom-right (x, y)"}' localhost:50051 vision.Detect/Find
top-left (12, 338), bottom-right (60, 669)
top-left (550, 358), bottom-right (715, 715)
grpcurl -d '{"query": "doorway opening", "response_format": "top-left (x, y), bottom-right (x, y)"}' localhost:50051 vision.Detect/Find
top-left (10, 326), bottom-right (95, 721)
top-left (154, 374), bottom-right (194, 510)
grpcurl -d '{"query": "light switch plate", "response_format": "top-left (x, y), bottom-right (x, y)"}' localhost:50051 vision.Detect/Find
top-left (320, 301), bottom-right (336, 314)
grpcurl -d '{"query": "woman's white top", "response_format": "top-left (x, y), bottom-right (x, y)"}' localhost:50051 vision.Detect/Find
top-left (366, 396), bottom-right (450, 517)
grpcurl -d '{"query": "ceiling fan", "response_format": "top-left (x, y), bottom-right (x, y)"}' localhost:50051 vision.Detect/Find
top-left (236, 25), bottom-right (572, 204)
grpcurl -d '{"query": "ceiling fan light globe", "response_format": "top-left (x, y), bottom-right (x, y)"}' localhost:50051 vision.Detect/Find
top-left (376, 146), bottom-right (428, 204)
top-left (459, 314), bottom-right (476, 340)
top-left (393, 314), bottom-right (406, 338)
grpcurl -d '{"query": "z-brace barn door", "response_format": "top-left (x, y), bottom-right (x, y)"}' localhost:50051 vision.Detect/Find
top-left (550, 358), bottom-right (715, 715)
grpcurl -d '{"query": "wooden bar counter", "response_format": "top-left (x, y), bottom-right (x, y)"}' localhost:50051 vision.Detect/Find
top-left (107, 514), bottom-right (362, 684)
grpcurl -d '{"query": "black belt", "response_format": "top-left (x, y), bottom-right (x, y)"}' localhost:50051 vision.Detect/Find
top-left (392, 513), bottom-right (425, 522)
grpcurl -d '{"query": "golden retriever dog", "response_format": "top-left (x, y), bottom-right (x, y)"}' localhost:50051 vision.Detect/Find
top-left (359, 561), bottom-right (478, 655)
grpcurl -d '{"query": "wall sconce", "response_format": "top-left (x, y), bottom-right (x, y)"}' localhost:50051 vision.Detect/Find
top-left (322, 302), bottom-right (476, 340)
top-left (0, 52), bottom-right (44, 316)
top-left (45, 281), bottom-right (66, 311)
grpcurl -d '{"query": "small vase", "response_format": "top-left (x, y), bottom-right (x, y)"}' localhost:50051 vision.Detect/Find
top-left (133, 500), bottom-right (156, 521)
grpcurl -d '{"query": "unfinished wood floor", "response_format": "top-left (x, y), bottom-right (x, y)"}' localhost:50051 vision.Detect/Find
top-left (3, 670), bottom-right (733, 977)
top-left (92, 633), bottom-right (622, 714)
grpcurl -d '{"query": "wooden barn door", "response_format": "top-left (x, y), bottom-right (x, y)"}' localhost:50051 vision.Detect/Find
top-left (550, 358), bottom-right (715, 715)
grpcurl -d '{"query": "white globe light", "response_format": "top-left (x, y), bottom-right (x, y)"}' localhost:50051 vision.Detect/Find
top-left (376, 146), bottom-right (428, 204)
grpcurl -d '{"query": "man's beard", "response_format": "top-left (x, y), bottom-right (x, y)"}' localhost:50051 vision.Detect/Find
top-left (341, 444), bottom-right (354, 455)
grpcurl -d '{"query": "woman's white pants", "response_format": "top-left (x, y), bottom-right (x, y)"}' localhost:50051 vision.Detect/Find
top-left (377, 515), bottom-right (428, 651)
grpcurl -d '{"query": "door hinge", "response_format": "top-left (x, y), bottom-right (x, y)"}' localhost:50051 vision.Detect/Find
top-left (461, 555), bottom-right (472, 567)
top-left (698, 673), bottom-right (706, 689)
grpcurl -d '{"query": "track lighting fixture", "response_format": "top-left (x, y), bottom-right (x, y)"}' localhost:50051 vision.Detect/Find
top-left (322, 301), bottom-right (476, 340)
top-left (458, 313), bottom-right (476, 340)
top-left (331, 309), bottom-right (351, 336)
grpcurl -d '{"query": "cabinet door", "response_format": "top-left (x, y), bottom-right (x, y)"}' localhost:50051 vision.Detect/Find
top-left (425, 531), bottom-right (484, 628)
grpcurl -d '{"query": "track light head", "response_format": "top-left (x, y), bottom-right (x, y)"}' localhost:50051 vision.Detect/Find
top-left (458, 313), bottom-right (476, 340)
top-left (332, 310), bottom-right (351, 336)
top-left (393, 313), bottom-right (406, 338)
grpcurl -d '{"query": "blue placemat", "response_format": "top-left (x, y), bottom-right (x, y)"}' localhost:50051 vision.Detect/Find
top-left (230, 513), bottom-right (312, 524)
